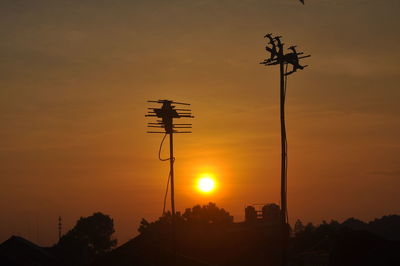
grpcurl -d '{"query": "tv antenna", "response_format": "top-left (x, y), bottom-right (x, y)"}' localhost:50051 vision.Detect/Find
top-left (260, 34), bottom-right (310, 266)
top-left (145, 99), bottom-right (194, 260)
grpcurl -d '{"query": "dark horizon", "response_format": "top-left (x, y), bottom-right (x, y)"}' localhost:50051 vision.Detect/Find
top-left (1, 0), bottom-right (399, 248)
top-left (2, 204), bottom-right (400, 266)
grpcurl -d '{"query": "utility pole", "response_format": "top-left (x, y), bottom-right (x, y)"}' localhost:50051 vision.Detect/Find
top-left (260, 34), bottom-right (310, 266)
top-left (146, 100), bottom-right (194, 263)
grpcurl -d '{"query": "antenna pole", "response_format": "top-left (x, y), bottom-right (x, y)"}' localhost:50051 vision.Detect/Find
top-left (280, 57), bottom-right (288, 266)
top-left (145, 99), bottom-right (194, 264)
top-left (260, 34), bottom-right (310, 266)
top-left (169, 131), bottom-right (177, 262)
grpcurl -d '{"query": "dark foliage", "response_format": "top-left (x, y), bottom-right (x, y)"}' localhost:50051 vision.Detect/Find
top-left (94, 202), bottom-right (282, 266)
top-left (292, 216), bottom-right (400, 266)
top-left (54, 212), bottom-right (116, 265)
top-left (139, 202), bottom-right (233, 235)
top-left (342, 215), bottom-right (400, 241)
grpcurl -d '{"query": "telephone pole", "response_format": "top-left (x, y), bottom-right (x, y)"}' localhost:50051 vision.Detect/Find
top-left (260, 34), bottom-right (310, 266)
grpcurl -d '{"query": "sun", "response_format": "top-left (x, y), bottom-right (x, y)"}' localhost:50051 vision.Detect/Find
top-left (197, 174), bottom-right (216, 193)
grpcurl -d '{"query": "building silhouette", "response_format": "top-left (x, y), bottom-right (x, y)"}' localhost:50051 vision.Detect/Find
top-left (245, 203), bottom-right (281, 225)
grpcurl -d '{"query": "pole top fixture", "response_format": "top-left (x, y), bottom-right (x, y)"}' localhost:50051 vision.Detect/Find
top-left (146, 99), bottom-right (194, 134)
top-left (260, 33), bottom-right (310, 76)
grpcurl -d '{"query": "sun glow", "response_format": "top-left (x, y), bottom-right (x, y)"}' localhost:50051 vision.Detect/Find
top-left (197, 174), bottom-right (216, 193)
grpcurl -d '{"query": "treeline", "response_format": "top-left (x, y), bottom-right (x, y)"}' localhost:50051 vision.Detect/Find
top-left (293, 214), bottom-right (400, 251)
top-left (292, 216), bottom-right (400, 266)
top-left (2, 203), bottom-right (399, 266)
top-left (93, 203), bottom-right (400, 266)
top-left (53, 204), bottom-right (400, 266)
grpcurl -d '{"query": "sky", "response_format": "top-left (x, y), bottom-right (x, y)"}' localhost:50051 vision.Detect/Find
top-left (0, 0), bottom-right (399, 246)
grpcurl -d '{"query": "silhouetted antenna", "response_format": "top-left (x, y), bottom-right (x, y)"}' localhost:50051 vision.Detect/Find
top-left (260, 34), bottom-right (310, 266)
top-left (146, 100), bottom-right (194, 134)
top-left (261, 34), bottom-right (310, 76)
top-left (58, 216), bottom-right (62, 241)
top-left (145, 99), bottom-right (194, 262)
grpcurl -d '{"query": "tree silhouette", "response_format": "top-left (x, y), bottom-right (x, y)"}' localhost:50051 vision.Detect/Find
top-left (55, 212), bottom-right (117, 265)
top-left (294, 219), bottom-right (304, 236)
top-left (136, 203), bottom-right (262, 266)
top-left (138, 202), bottom-right (233, 234)
top-left (182, 202), bottom-right (233, 225)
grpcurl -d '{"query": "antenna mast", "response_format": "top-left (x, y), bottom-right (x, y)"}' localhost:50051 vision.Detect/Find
top-left (145, 99), bottom-right (194, 261)
top-left (260, 34), bottom-right (310, 266)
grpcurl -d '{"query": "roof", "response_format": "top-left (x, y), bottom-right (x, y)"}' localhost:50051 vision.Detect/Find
top-left (0, 235), bottom-right (60, 266)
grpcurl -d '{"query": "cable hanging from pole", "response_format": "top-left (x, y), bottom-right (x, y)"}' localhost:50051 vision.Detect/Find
top-left (158, 133), bottom-right (169, 161)
top-left (158, 133), bottom-right (175, 215)
top-left (162, 169), bottom-right (171, 215)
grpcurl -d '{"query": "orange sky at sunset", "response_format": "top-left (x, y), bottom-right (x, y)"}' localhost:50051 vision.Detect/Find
top-left (1, 0), bottom-right (399, 246)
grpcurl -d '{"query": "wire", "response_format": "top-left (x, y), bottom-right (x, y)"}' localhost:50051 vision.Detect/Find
top-left (158, 134), bottom-right (170, 161)
top-left (158, 133), bottom-right (175, 216)
top-left (162, 170), bottom-right (171, 215)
